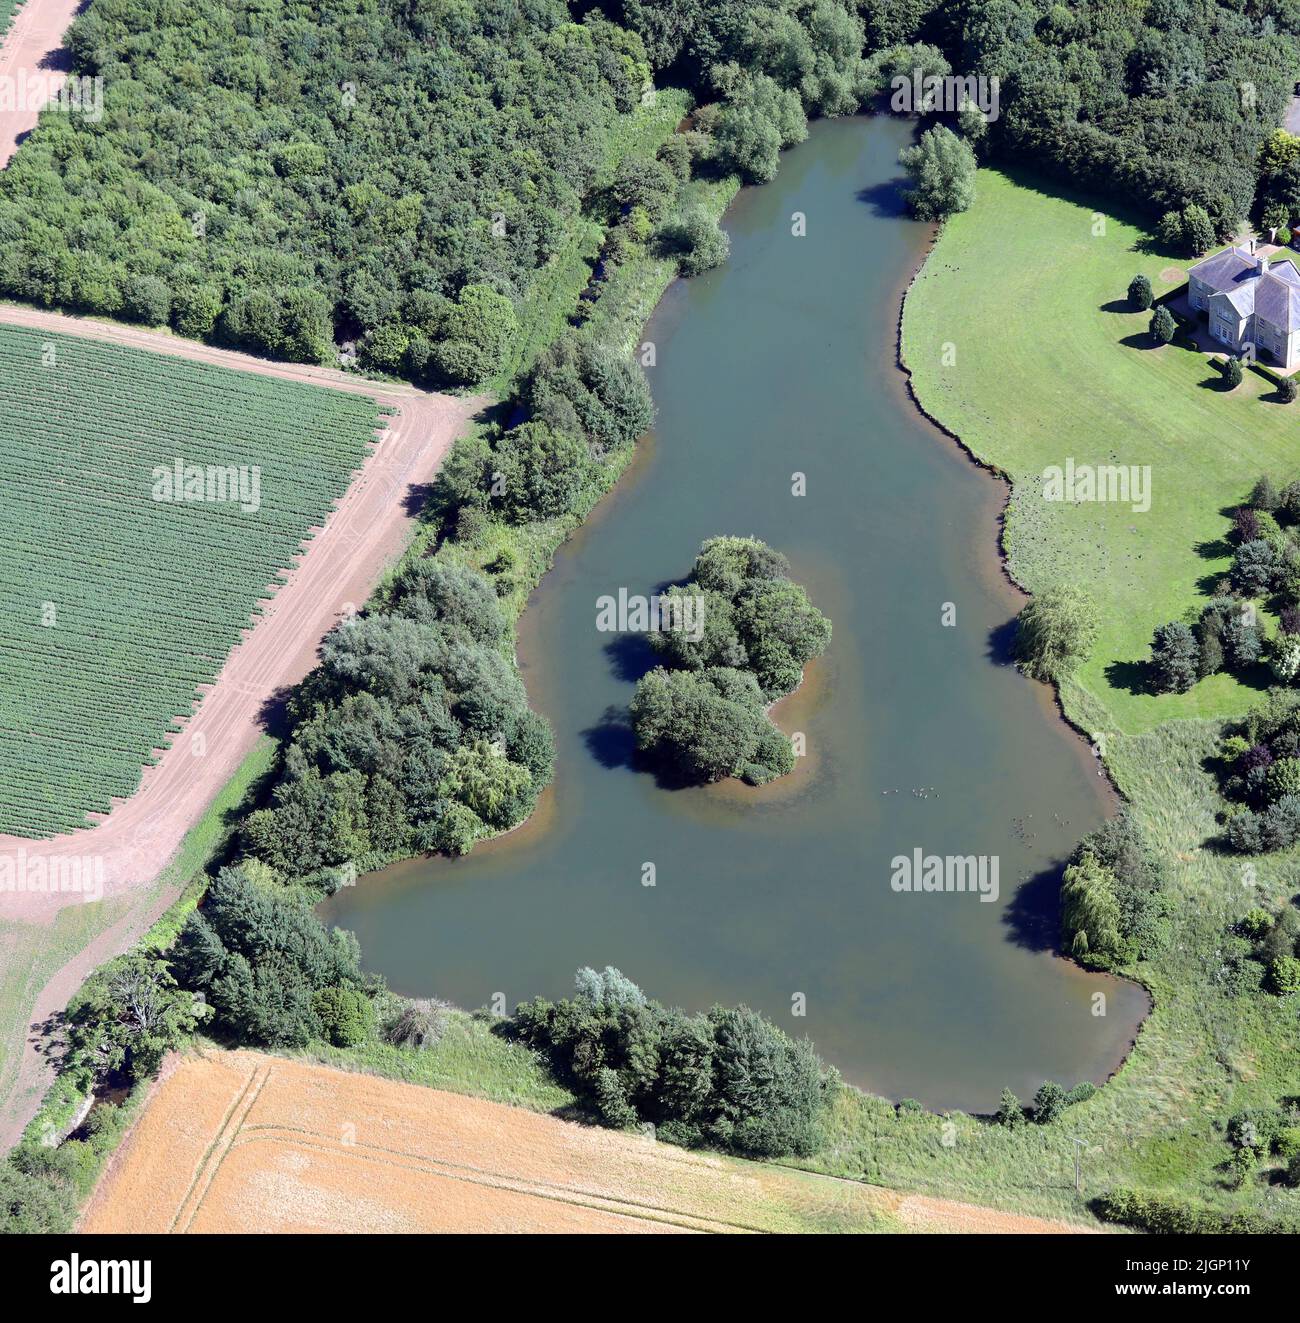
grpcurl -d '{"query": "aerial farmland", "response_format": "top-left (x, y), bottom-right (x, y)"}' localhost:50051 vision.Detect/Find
top-left (0, 0), bottom-right (1296, 1284)
top-left (0, 325), bottom-right (381, 835)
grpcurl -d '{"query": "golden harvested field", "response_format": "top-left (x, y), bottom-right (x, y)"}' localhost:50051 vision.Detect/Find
top-left (80, 1051), bottom-right (1101, 1234)
top-left (81, 1051), bottom-right (893, 1233)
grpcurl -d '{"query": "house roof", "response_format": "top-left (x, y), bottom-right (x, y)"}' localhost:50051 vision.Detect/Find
top-left (1190, 245), bottom-right (1261, 291)
top-left (1193, 247), bottom-right (1300, 332)
top-left (1257, 266), bottom-right (1300, 332)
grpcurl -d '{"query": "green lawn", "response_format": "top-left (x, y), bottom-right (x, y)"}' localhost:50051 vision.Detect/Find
top-left (883, 166), bottom-right (1300, 1226)
top-left (903, 168), bottom-right (1300, 738)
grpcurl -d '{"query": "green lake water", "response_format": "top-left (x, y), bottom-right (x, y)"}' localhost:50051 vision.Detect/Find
top-left (321, 115), bottom-right (1150, 1112)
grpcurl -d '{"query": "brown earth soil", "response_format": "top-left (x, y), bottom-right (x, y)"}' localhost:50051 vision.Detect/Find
top-left (79, 1050), bottom-right (1104, 1235)
top-left (0, 303), bottom-right (479, 1148)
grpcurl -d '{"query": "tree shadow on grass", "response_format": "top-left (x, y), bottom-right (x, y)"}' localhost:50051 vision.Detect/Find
top-left (1233, 661), bottom-right (1276, 693)
top-left (1104, 658), bottom-right (1151, 696)
top-left (1130, 234), bottom-right (1170, 257)
top-left (1193, 536), bottom-right (1233, 561)
top-left (256, 683), bottom-right (298, 742)
top-left (1098, 299), bottom-right (1135, 314)
top-left (1118, 332), bottom-right (1159, 350)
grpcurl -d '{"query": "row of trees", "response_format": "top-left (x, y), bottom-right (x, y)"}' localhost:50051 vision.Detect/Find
top-left (959, 0), bottom-right (1300, 240)
top-left (994, 1079), bottom-right (1096, 1128)
top-left (629, 537), bottom-right (831, 784)
top-left (1148, 475), bottom-right (1300, 703)
top-left (856, 0), bottom-right (1300, 241)
top-left (509, 966), bottom-right (831, 1156)
top-left (1219, 690), bottom-right (1300, 852)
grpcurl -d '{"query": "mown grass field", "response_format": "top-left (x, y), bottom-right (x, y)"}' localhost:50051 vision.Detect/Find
top-left (903, 168), bottom-right (1300, 738)
top-left (0, 327), bottom-right (379, 835)
top-left (891, 167), bottom-right (1300, 1225)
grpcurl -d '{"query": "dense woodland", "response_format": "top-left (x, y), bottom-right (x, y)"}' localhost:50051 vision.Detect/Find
top-left (242, 559), bottom-right (554, 874)
top-left (0, 0), bottom-right (873, 373)
top-left (0, 0), bottom-right (650, 373)
top-left (930, 0), bottom-right (1300, 235)
top-left (6, 0), bottom-right (1296, 369)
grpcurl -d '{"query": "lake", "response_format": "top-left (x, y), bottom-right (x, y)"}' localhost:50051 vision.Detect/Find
top-left (321, 114), bottom-right (1150, 1112)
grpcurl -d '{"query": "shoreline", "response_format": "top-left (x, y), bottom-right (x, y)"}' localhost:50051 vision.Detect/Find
top-left (892, 184), bottom-right (1153, 1096)
top-left (343, 115), bottom-right (1149, 1110)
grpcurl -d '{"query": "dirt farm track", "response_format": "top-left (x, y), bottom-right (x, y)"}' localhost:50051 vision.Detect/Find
top-left (0, 300), bottom-right (479, 1151)
top-left (80, 1051), bottom-right (1102, 1235)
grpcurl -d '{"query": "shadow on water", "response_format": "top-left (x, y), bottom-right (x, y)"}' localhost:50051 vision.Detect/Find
top-left (855, 179), bottom-right (909, 218)
top-left (1001, 860), bottom-right (1070, 954)
top-left (984, 616), bottom-right (1019, 666)
top-left (582, 704), bottom-right (636, 771)
top-left (580, 701), bottom-right (713, 791)
top-left (602, 632), bottom-right (658, 684)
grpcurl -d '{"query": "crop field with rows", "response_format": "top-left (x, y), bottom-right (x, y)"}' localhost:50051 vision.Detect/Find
top-left (0, 326), bottom-right (381, 837)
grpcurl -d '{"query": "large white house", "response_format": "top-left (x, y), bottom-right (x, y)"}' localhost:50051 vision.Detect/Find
top-left (1188, 244), bottom-right (1300, 370)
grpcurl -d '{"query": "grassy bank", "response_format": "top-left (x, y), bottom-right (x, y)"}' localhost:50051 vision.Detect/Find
top-left (902, 169), bottom-right (1300, 736)
top-left (292, 1011), bottom-right (577, 1114)
top-left (888, 166), bottom-right (1300, 1224)
top-left (4, 736), bottom-right (276, 1166)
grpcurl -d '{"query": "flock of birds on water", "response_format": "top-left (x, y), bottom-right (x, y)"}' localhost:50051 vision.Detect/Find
top-left (871, 799), bottom-right (1078, 848)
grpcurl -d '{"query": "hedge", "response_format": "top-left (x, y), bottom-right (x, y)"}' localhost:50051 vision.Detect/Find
top-left (1095, 1187), bottom-right (1300, 1234)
